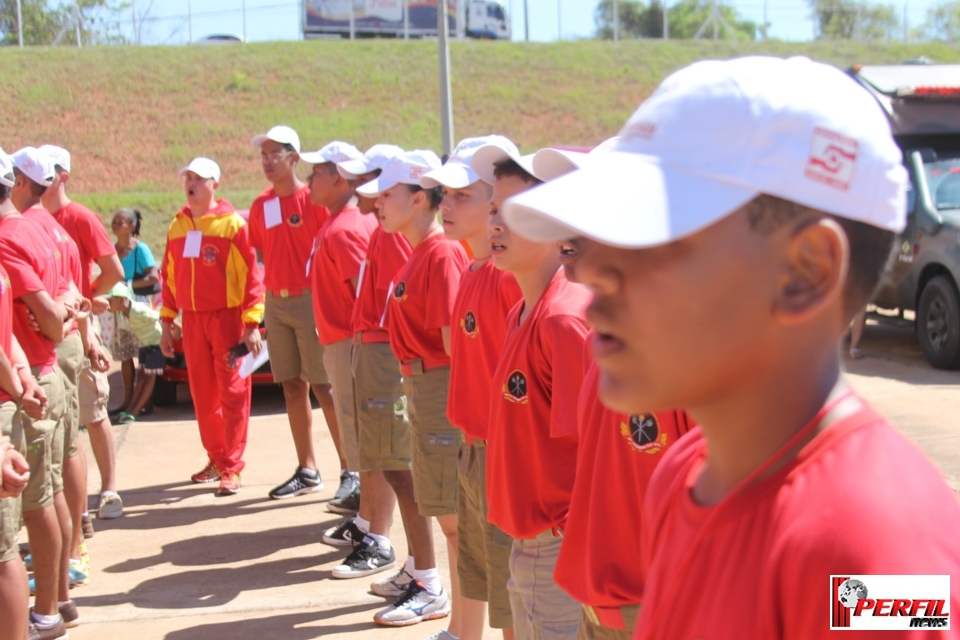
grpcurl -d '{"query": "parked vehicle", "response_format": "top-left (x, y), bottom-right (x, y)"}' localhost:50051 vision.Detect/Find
top-left (303, 0), bottom-right (510, 39)
top-left (849, 61), bottom-right (960, 368)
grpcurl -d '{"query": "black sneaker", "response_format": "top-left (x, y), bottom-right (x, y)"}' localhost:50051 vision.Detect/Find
top-left (268, 466), bottom-right (324, 500)
top-left (322, 517), bottom-right (365, 547)
top-left (331, 536), bottom-right (396, 579)
top-left (327, 471), bottom-right (360, 514)
top-left (333, 470), bottom-right (359, 500)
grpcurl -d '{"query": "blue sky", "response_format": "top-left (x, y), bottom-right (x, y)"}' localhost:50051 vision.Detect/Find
top-left (109, 0), bottom-right (938, 44)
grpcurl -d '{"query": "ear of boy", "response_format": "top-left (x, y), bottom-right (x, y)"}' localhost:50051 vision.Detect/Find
top-left (774, 218), bottom-right (847, 328)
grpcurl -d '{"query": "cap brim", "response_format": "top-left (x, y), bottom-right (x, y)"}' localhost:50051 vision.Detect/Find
top-left (250, 134), bottom-right (269, 148)
top-left (420, 163), bottom-right (478, 189)
top-left (356, 175), bottom-right (400, 197)
top-left (532, 149), bottom-right (587, 182)
top-left (471, 146), bottom-right (537, 185)
top-left (338, 158), bottom-right (374, 179)
top-left (300, 151), bottom-right (330, 165)
top-left (502, 152), bottom-right (758, 249)
top-left (178, 167), bottom-right (217, 180)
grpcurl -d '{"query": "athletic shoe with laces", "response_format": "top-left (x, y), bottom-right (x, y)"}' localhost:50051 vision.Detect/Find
top-left (27, 612), bottom-right (67, 640)
top-left (332, 537), bottom-right (396, 579)
top-left (370, 565), bottom-right (415, 598)
top-left (30, 566), bottom-right (87, 594)
top-left (322, 516), bottom-right (365, 547)
top-left (374, 580), bottom-right (451, 626)
top-left (423, 630), bottom-right (458, 640)
top-left (327, 487), bottom-right (361, 515)
top-left (268, 466), bottom-right (323, 500)
top-left (59, 600), bottom-right (80, 628)
top-left (97, 491), bottom-right (123, 519)
top-left (191, 461), bottom-right (220, 484)
top-left (333, 470), bottom-right (359, 500)
top-left (217, 472), bottom-right (241, 496)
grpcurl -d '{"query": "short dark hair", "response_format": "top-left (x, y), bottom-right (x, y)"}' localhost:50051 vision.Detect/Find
top-left (405, 183), bottom-right (444, 210)
top-left (0, 184), bottom-right (9, 202)
top-left (492, 159), bottom-right (541, 185)
top-left (13, 168), bottom-right (46, 197)
top-left (283, 142), bottom-right (297, 153)
top-left (745, 194), bottom-right (894, 318)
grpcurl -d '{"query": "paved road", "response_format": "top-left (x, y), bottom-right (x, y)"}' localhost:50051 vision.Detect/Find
top-left (44, 313), bottom-right (958, 639)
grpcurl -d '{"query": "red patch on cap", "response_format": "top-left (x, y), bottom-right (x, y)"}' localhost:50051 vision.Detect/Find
top-left (622, 121), bottom-right (656, 141)
top-left (805, 127), bottom-right (858, 191)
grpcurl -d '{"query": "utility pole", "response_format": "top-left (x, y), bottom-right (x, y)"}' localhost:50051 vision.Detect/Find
top-left (693, 0), bottom-right (736, 39)
top-left (663, 0), bottom-right (668, 38)
top-left (404, 0), bottom-right (410, 39)
top-left (557, 0), bottom-right (561, 40)
top-left (16, 0), bottom-right (22, 47)
top-left (524, 0), bottom-right (529, 40)
top-left (132, 0), bottom-right (137, 44)
top-left (187, 0), bottom-right (193, 43)
top-left (243, 0), bottom-right (248, 41)
top-left (74, 1), bottom-right (82, 47)
top-left (903, 1), bottom-right (908, 41)
top-left (613, 0), bottom-right (619, 40)
top-left (438, 0), bottom-right (455, 155)
top-left (349, 0), bottom-right (355, 39)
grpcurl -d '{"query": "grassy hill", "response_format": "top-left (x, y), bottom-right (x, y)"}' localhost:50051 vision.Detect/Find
top-left (0, 39), bottom-right (957, 253)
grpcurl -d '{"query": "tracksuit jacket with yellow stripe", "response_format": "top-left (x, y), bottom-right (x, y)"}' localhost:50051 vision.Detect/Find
top-left (160, 199), bottom-right (264, 327)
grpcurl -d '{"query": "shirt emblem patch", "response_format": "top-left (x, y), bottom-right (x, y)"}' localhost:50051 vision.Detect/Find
top-left (621, 414), bottom-right (667, 454)
top-left (394, 281), bottom-right (407, 301)
top-left (460, 311), bottom-right (478, 338)
top-left (503, 369), bottom-right (528, 404)
top-left (288, 213), bottom-right (302, 226)
top-left (201, 245), bottom-right (219, 265)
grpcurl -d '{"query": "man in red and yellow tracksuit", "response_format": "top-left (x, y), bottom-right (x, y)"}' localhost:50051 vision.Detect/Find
top-left (160, 157), bottom-right (264, 496)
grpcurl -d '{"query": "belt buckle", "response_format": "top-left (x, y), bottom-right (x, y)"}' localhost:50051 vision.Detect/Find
top-left (280, 289), bottom-right (290, 298)
top-left (584, 605), bottom-right (601, 627)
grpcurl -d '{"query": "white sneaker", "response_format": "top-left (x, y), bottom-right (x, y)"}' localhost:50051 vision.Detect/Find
top-left (374, 581), bottom-right (451, 626)
top-left (370, 565), bottom-right (414, 597)
top-left (98, 491), bottom-right (123, 519)
top-left (424, 631), bottom-right (459, 640)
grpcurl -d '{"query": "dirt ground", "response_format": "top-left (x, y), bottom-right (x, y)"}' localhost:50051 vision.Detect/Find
top-left (37, 312), bottom-right (960, 639)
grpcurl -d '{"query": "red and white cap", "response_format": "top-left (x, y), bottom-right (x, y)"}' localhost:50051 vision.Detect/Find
top-left (179, 157), bottom-right (221, 182)
top-left (504, 56), bottom-right (908, 249)
top-left (356, 150), bottom-right (442, 196)
top-left (300, 141), bottom-right (364, 166)
top-left (469, 137), bottom-right (536, 185)
top-left (420, 135), bottom-right (513, 189)
top-left (12, 147), bottom-right (55, 187)
top-left (0, 148), bottom-right (14, 188)
top-left (250, 125), bottom-right (301, 153)
top-left (338, 144), bottom-right (406, 179)
top-left (39, 145), bottom-right (71, 174)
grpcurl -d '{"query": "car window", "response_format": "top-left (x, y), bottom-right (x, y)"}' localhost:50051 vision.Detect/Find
top-left (488, 5), bottom-right (504, 19)
top-left (924, 157), bottom-right (960, 211)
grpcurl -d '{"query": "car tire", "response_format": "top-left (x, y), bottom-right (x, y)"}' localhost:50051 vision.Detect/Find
top-left (917, 275), bottom-right (960, 369)
top-left (152, 376), bottom-right (179, 407)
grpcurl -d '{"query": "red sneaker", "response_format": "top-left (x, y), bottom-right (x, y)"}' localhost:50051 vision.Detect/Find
top-left (217, 472), bottom-right (241, 496)
top-left (190, 462), bottom-right (220, 484)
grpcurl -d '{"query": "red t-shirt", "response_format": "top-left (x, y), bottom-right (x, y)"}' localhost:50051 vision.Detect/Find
top-left (634, 395), bottom-right (960, 640)
top-left (0, 215), bottom-right (63, 369)
top-left (387, 231), bottom-right (469, 363)
top-left (310, 205), bottom-right (377, 345)
top-left (351, 224), bottom-right (413, 334)
top-left (0, 263), bottom-right (14, 404)
top-left (51, 201), bottom-right (117, 299)
top-left (247, 186), bottom-right (329, 292)
top-left (22, 205), bottom-right (81, 295)
top-left (554, 356), bottom-right (694, 609)
top-left (447, 259), bottom-right (521, 440)
top-left (486, 270), bottom-right (591, 539)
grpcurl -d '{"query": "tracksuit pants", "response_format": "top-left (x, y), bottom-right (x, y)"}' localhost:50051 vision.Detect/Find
top-left (182, 308), bottom-right (251, 476)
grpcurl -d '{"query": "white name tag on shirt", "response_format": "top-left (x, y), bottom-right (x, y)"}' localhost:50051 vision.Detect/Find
top-left (183, 230), bottom-right (203, 258)
top-left (264, 198), bottom-right (283, 229)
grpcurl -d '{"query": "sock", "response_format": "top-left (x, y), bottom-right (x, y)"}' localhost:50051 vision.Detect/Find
top-left (354, 515), bottom-right (371, 533)
top-left (404, 556), bottom-right (415, 572)
top-left (366, 532), bottom-right (392, 553)
top-left (411, 567), bottom-right (442, 595)
top-left (30, 611), bottom-right (60, 626)
top-left (300, 467), bottom-right (319, 478)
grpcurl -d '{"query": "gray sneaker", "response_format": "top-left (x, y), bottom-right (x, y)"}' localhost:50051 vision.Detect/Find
top-left (327, 471), bottom-right (360, 514)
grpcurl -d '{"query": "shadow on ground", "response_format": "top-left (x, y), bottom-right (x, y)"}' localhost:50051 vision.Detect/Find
top-left (163, 606), bottom-right (385, 639)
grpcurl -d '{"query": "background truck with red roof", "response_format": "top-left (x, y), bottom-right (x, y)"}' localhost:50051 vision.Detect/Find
top-left (304, 0), bottom-right (510, 39)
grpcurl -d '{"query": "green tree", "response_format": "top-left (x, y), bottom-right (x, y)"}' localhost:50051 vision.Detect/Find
top-left (918, 0), bottom-right (960, 40)
top-left (0, 0), bottom-right (124, 46)
top-left (810, 0), bottom-right (900, 40)
top-left (596, 0), bottom-right (756, 39)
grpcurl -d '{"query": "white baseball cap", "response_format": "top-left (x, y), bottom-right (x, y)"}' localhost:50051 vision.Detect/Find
top-left (39, 145), bottom-right (71, 174)
top-left (503, 56), bottom-right (908, 249)
top-left (179, 157), bottom-right (221, 182)
top-left (420, 135), bottom-right (512, 189)
top-left (469, 138), bottom-right (537, 185)
top-left (250, 125), bottom-right (301, 153)
top-left (338, 144), bottom-right (406, 179)
top-left (300, 141), bottom-right (364, 166)
top-left (532, 137), bottom-right (620, 183)
top-left (0, 148), bottom-right (14, 188)
top-left (356, 150), bottom-right (443, 197)
top-left (12, 147), bottom-right (55, 187)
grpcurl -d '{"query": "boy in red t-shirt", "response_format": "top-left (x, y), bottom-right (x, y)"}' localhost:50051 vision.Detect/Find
top-left (421, 136), bottom-right (523, 640)
top-left (470, 140), bottom-right (591, 640)
top-left (358, 150), bottom-right (471, 629)
top-left (247, 125), bottom-right (346, 505)
top-left (503, 57), bottom-right (960, 639)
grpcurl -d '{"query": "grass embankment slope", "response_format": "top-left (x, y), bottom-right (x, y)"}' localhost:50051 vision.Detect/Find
top-left (0, 39), bottom-right (956, 254)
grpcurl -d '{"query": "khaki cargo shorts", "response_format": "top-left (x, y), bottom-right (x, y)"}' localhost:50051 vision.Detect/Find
top-left (55, 331), bottom-right (83, 458)
top-left (403, 367), bottom-right (460, 517)
top-left (264, 292), bottom-right (329, 385)
top-left (458, 440), bottom-right (513, 629)
top-left (80, 316), bottom-right (109, 425)
top-left (24, 368), bottom-right (65, 511)
top-left (352, 341), bottom-right (411, 472)
top-left (322, 338), bottom-right (360, 470)
top-left (577, 604), bottom-right (641, 640)
top-left (0, 401), bottom-right (22, 563)
top-left (509, 533), bottom-right (581, 640)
